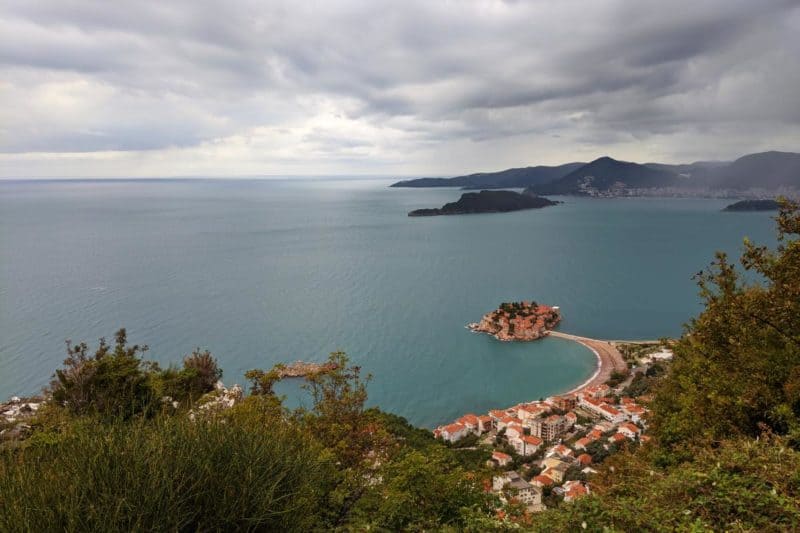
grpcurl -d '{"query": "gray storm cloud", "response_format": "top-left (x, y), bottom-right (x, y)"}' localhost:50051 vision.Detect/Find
top-left (0, 0), bottom-right (798, 177)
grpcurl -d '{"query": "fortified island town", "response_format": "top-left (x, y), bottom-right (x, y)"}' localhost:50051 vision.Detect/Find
top-left (438, 301), bottom-right (673, 513)
top-left (468, 301), bottom-right (562, 341)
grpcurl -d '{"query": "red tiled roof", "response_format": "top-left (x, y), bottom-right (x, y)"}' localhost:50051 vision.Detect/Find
top-left (620, 422), bottom-right (640, 433)
top-left (442, 423), bottom-right (465, 434)
top-left (609, 433), bottom-right (626, 443)
top-left (577, 453), bottom-right (592, 465)
top-left (566, 484), bottom-right (588, 498)
top-left (458, 414), bottom-right (479, 426)
top-left (533, 475), bottom-right (554, 486)
top-left (492, 451), bottom-right (512, 461)
top-left (599, 404), bottom-right (620, 416)
top-left (551, 444), bottom-right (572, 456)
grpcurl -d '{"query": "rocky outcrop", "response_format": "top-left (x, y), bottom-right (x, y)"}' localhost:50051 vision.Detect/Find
top-left (469, 301), bottom-right (561, 341)
top-left (189, 381), bottom-right (244, 420)
top-left (1, 396), bottom-right (42, 424)
top-left (1, 396), bottom-right (43, 443)
top-left (275, 361), bottom-right (338, 378)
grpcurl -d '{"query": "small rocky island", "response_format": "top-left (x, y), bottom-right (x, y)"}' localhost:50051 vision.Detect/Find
top-left (408, 190), bottom-right (559, 217)
top-left (468, 301), bottom-right (561, 341)
top-left (275, 360), bottom-right (338, 378)
top-left (723, 199), bottom-right (780, 211)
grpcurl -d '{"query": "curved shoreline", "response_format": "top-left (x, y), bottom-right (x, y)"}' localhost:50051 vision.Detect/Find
top-left (561, 339), bottom-right (602, 396)
top-left (547, 330), bottom-right (630, 395)
top-left (433, 330), bottom-right (651, 430)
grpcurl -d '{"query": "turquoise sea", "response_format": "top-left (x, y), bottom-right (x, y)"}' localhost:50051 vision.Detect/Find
top-left (0, 179), bottom-right (777, 427)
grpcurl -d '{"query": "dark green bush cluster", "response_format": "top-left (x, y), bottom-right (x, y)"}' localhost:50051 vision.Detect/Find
top-left (48, 329), bottom-right (221, 419)
top-left (161, 348), bottom-right (223, 403)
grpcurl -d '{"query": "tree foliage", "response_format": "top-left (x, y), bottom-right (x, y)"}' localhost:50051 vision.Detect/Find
top-left (160, 348), bottom-right (222, 404)
top-left (531, 436), bottom-right (800, 532)
top-left (49, 328), bottom-right (157, 419)
top-left (652, 198), bottom-right (800, 449)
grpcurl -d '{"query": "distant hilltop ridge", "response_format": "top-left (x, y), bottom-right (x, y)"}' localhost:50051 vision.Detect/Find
top-left (408, 190), bottom-right (558, 217)
top-left (468, 301), bottom-right (561, 341)
top-left (392, 151), bottom-right (800, 197)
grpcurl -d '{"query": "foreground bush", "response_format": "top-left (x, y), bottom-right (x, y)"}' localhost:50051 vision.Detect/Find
top-left (0, 414), bottom-right (332, 532)
top-left (652, 199), bottom-right (800, 449)
top-left (531, 436), bottom-right (800, 532)
top-left (48, 329), bottom-right (222, 419)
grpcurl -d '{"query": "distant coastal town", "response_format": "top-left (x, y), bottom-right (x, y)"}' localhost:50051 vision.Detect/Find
top-left (438, 302), bottom-right (674, 513)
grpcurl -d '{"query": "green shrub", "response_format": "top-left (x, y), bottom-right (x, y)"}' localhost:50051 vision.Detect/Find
top-left (531, 437), bottom-right (800, 532)
top-left (352, 448), bottom-right (497, 530)
top-left (0, 414), bottom-right (333, 532)
top-left (160, 349), bottom-right (223, 404)
top-left (48, 329), bottom-right (158, 419)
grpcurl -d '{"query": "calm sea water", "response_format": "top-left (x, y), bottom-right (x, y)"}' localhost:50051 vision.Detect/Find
top-left (0, 178), bottom-right (776, 427)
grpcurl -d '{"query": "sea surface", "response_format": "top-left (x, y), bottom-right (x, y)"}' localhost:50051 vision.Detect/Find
top-left (0, 178), bottom-right (777, 427)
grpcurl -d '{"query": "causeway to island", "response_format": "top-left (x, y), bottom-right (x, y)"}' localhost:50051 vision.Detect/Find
top-left (436, 301), bottom-right (669, 510)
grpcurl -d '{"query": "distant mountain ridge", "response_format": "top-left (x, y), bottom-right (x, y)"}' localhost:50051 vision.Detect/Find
top-left (531, 156), bottom-right (678, 195)
top-left (391, 151), bottom-right (800, 195)
top-left (391, 163), bottom-right (584, 189)
top-left (706, 151), bottom-right (800, 190)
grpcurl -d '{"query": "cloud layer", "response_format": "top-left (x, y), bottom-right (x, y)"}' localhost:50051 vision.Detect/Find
top-left (1, 0), bottom-right (799, 177)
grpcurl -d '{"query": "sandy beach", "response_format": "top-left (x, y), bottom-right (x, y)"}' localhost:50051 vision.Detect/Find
top-left (548, 331), bottom-right (630, 394)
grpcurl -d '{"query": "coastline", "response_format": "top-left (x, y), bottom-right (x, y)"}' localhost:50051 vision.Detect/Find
top-left (547, 330), bottom-right (629, 395)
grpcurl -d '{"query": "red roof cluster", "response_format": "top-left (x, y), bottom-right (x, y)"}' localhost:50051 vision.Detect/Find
top-left (442, 422), bottom-right (465, 434)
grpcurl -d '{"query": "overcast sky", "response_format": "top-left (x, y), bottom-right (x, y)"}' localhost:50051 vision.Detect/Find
top-left (1, 0), bottom-right (799, 178)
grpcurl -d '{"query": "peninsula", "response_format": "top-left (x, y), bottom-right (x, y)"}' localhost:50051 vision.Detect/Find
top-left (408, 190), bottom-right (558, 217)
top-left (468, 301), bottom-right (561, 341)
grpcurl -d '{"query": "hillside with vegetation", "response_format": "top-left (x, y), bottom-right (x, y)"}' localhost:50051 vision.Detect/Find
top-left (2, 201), bottom-right (800, 531)
top-left (392, 151), bottom-right (800, 196)
top-left (408, 190), bottom-right (558, 216)
top-left (530, 156), bottom-right (680, 196)
top-left (391, 163), bottom-right (585, 189)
